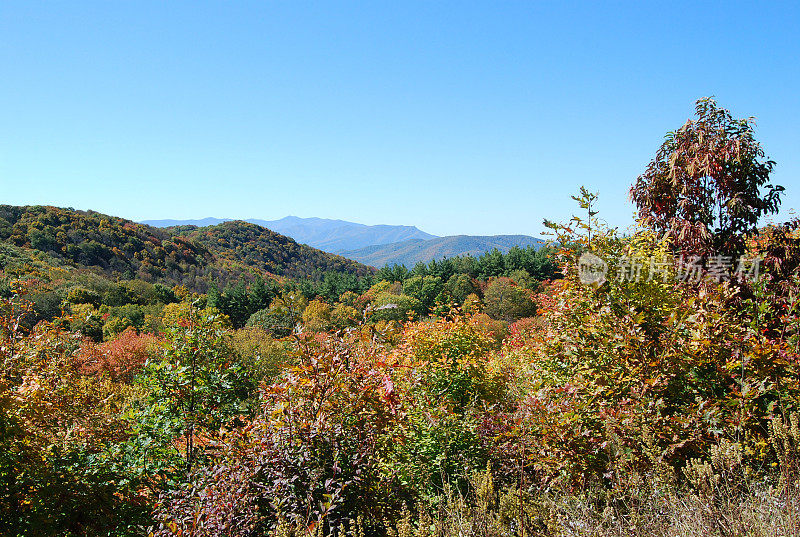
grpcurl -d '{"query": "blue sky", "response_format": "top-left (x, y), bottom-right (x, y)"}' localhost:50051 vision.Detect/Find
top-left (1, 1), bottom-right (798, 237)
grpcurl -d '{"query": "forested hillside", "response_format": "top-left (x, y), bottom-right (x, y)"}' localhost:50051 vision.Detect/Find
top-left (0, 204), bottom-right (212, 283)
top-left (184, 220), bottom-right (371, 279)
top-left (0, 205), bottom-right (369, 291)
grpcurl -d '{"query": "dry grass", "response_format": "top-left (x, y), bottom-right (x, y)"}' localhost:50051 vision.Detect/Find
top-left (268, 415), bottom-right (800, 537)
top-left (392, 413), bottom-right (800, 537)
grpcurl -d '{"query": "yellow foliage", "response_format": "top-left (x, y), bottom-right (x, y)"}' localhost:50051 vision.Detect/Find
top-left (302, 299), bottom-right (331, 332)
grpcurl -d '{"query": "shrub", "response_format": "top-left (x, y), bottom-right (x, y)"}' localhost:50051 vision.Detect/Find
top-left (302, 298), bottom-right (332, 332)
top-left (78, 326), bottom-right (159, 382)
top-left (0, 308), bottom-right (148, 535)
top-left (370, 292), bottom-right (421, 322)
top-left (66, 286), bottom-right (102, 307)
top-left (330, 302), bottom-right (360, 329)
top-left (483, 278), bottom-right (536, 322)
top-left (152, 334), bottom-right (401, 533)
top-left (103, 315), bottom-right (133, 341)
top-left (230, 326), bottom-right (291, 383)
top-left (69, 302), bottom-right (104, 341)
top-left (247, 305), bottom-right (293, 337)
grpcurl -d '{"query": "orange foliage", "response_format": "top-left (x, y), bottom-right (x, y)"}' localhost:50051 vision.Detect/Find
top-left (77, 327), bottom-right (160, 382)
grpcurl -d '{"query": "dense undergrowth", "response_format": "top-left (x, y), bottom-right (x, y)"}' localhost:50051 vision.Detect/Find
top-left (2, 212), bottom-right (798, 536)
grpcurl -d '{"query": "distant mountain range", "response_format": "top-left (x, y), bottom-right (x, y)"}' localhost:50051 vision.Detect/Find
top-left (141, 216), bottom-right (436, 252)
top-left (140, 216), bottom-right (545, 268)
top-left (340, 235), bottom-right (545, 267)
top-left (142, 217), bottom-right (233, 228)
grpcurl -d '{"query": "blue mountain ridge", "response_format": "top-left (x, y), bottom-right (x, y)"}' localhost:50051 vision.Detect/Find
top-left (140, 216), bottom-right (544, 267)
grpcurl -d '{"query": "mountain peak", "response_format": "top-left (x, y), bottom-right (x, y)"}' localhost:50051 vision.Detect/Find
top-left (141, 216), bottom-right (437, 252)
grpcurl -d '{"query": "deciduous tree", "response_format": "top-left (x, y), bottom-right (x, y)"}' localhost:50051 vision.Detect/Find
top-left (630, 98), bottom-right (783, 257)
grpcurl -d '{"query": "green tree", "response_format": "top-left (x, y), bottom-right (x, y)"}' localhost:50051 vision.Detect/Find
top-left (477, 249), bottom-right (505, 278)
top-left (483, 277), bottom-right (536, 321)
top-left (250, 276), bottom-right (276, 311)
top-left (445, 273), bottom-right (478, 305)
top-left (129, 307), bottom-right (250, 475)
top-left (375, 263), bottom-right (410, 282)
top-left (152, 283), bottom-right (177, 305)
top-left (402, 275), bottom-right (443, 315)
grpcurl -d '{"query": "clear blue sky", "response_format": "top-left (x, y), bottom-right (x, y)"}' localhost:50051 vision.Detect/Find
top-left (2, 1), bottom-right (798, 237)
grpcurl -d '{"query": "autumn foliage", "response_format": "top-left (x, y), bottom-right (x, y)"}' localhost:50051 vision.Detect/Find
top-left (1, 99), bottom-right (799, 536)
top-left (77, 327), bottom-right (160, 382)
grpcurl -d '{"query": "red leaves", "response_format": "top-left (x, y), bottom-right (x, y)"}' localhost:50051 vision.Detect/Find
top-left (380, 374), bottom-right (400, 412)
top-left (631, 97), bottom-right (781, 258)
top-left (77, 327), bottom-right (159, 382)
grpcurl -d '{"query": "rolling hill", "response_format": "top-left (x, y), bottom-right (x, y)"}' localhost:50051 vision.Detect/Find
top-left (340, 235), bottom-right (545, 267)
top-left (182, 220), bottom-right (372, 280)
top-left (0, 205), bottom-right (371, 292)
top-left (141, 216), bottom-right (436, 252)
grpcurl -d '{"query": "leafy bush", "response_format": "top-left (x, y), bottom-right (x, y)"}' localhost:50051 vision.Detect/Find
top-left (77, 326), bottom-right (160, 382)
top-left (122, 308), bottom-right (253, 488)
top-left (152, 334), bottom-right (400, 533)
top-left (482, 277), bottom-right (536, 322)
top-left (0, 307), bottom-right (148, 535)
top-left (230, 326), bottom-right (291, 383)
top-left (370, 292), bottom-right (421, 322)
